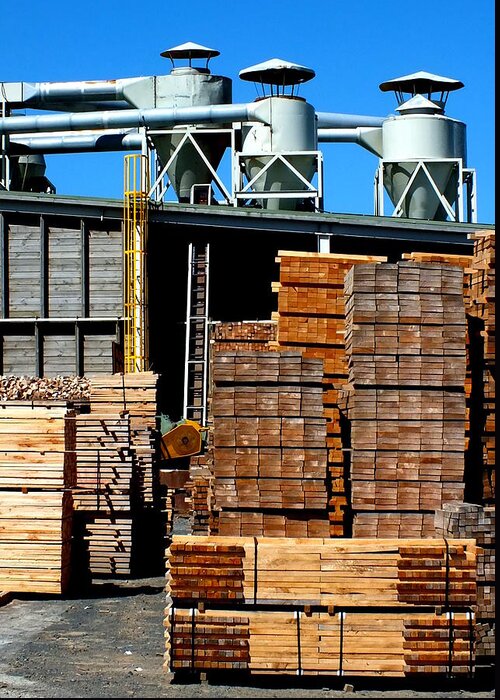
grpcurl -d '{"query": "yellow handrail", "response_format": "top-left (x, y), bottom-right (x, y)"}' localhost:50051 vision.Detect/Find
top-left (123, 154), bottom-right (149, 373)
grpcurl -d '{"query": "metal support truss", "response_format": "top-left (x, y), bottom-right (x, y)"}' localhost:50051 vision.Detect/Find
top-left (374, 158), bottom-right (477, 223)
top-left (233, 150), bottom-right (323, 210)
top-left (147, 127), bottom-right (234, 205)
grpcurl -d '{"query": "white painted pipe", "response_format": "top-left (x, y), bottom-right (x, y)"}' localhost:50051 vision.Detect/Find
top-left (318, 127), bottom-right (383, 156)
top-left (316, 112), bottom-right (385, 128)
top-left (0, 103), bottom-right (268, 136)
top-left (10, 130), bottom-right (144, 153)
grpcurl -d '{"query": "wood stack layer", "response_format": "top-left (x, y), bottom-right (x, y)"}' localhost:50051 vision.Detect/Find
top-left (0, 402), bottom-right (75, 594)
top-left (164, 536), bottom-right (477, 677)
top-left (186, 455), bottom-right (214, 536)
top-left (72, 414), bottom-right (133, 511)
top-left (210, 321), bottom-right (277, 352)
top-left (273, 251), bottom-right (387, 536)
top-left (467, 231), bottom-right (495, 504)
top-left (342, 262), bottom-right (466, 536)
top-left (435, 502), bottom-right (495, 661)
top-left (89, 372), bottom-right (159, 508)
top-left (0, 490), bottom-right (73, 594)
top-left (210, 351), bottom-right (330, 534)
top-left (81, 516), bottom-right (133, 577)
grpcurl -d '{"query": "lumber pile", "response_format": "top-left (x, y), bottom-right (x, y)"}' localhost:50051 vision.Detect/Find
top-left (272, 250), bottom-right (387, 536)
top-left (210, 321), bottom-right (277, 352)
top-left (164, 536), bottom-right (477, 677)
top-left (341, 262), bottom-right (466, 537)
top-left (209, 351), bottom-right (330, 536)
top-left (435, 502), bottom-right (495, 661)
top-left (185, 455), bottom-right (214, 536)
top-left (0, 403), bottom-right (75, 594)
top-left (89, 372), bottom-right (159, 508)
top-left (467, 231), bottom-right (495, 504)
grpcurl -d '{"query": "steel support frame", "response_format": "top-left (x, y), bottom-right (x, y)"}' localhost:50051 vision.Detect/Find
top-left (374, 158), bottom-right (477, 223)
top-left (233, 150), bottom-right (324, 211)
top-left (147, 127), bottom-right (235, 205)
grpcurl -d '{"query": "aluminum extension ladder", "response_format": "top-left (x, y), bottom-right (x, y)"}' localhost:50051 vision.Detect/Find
top-left (182, 242), bottom-right (210, 425)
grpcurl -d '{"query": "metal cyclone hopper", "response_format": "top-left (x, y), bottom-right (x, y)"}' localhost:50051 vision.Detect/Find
top-left (239, 59), bottom-right (318, 211)
top-left (152, 42), bottom-right (232, 202)
top-left (379, 72), bottom-right (467, 220)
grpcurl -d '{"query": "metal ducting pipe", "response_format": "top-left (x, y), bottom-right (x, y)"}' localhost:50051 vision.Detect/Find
top-left (316, 112), bottom-right (385, 128)
top-left (318, 127), bottom-right (383, 157)
top-left (0, 103), bottom-right (268, 136)
top-left (9, 130), bottom-right (145, 154)
top-left (22, 80), bottom-right (127, 105)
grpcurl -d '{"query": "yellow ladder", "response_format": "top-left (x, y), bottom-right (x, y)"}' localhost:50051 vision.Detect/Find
top-left (123, 154), bottom-right (149, 373)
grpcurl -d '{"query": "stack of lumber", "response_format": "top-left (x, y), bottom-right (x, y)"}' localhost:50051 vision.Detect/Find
top-left (210, 351), bottom-right (330, 535)
top-left (185, 455), bottom-right (214, 535)
top-left (89, 372), bottom-right (159, 508)
top-left (0, 403), bottom-right (75, 594)
top-left (80, 517), bottom-right (133, 577)
top-left (342, 262), bottom-right (466, 537)
top-left (272, 250), bottom-right (387, 536)
top-left (160, 468), bottom-right (191, 539)
top-left (0, 375), bottom-right (91, 402)
top-left (435, 502), bottom-right (495, 661)
top-left (164, 536), bottom-right (477, 677)
top-left (467, 231), bottom-right (495, 503)
top-left (210, 321), bottom-right (277, 352)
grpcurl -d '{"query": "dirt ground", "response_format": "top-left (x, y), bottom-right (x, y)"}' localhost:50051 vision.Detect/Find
top-left (0, 574), bottom-right (495, 700)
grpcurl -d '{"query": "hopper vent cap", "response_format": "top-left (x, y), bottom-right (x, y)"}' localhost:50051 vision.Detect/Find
top-left (239, 58), bottom-right (315, 98)
top-left (160, 42), bottom-right (220, 74)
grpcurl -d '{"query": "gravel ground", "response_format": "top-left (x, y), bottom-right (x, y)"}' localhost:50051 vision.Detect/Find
top-left (0, 576), bottom-right (495, 699)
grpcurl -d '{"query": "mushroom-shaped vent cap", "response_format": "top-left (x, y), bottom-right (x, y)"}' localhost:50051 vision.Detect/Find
top-left (379, 71), bottom-right (464, 93)
top-left (160, 41), bottom-right (220, 60)
top-left (239, 58), bottom-right (315, 85)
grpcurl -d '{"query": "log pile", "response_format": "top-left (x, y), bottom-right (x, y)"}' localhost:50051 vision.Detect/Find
top-left (0, 375), bottom-right (91, 402)
top-left (210, 351), bottom-right (330, 536)
top-left (0, 403), bottom-right (75, 594)
top-left (435, 502), bottom-right (495, 661)
top-left (164, 536), bottom-right (477, 677)
top-left (341, 262), bottom-right (467, 537)
top-left (272, 250), bottom-right (387, 536)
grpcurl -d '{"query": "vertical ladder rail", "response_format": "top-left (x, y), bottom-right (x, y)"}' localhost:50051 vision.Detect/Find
top-left (183, 242), bottom-right (210, 425)
top-left (124, 154), bottom-right (149, 372)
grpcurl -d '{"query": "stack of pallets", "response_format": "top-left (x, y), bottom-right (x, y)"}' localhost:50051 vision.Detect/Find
top-left (435, 502), bottom-right (495, 662)
top-left (0, 403), bottom-right (75, 594)
top-left (210, 351), bottom-right (330, 537)
top-left (164, 536), bottom-right (477, 677)
top-left (272, 251), bottom-right (387, 536)
top-left (342, 262), bottom-right (467, 537)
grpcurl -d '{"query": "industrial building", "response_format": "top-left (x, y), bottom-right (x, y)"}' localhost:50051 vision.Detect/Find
top-left (0, 43), bottom-right (495, 680)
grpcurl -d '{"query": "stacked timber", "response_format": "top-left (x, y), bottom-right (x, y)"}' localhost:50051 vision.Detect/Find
top-left (272, 250), bottom-right (387, 536)
top-left (435, 502), bottom-right (495, 662)
top-left (164, 536), bottom-right (477, 677)
top-left (467, 231), bottom-right (495, 503)
top-left (185, 455), bottom-right (214, 536)
top-left (210, 321), bottom-right (277, 352)
top-left (89, 372), bottom-right (159, 508)
top-left (342, 262), bottom-right (467, 537)
top-left (0, 403), bottom-right (75, 594)
top-left (210, 351), bottom-right (330, 536)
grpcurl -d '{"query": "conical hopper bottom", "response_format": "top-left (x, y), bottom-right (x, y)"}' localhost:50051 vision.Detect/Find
top-left (384, 161), bottom-right (457, 220)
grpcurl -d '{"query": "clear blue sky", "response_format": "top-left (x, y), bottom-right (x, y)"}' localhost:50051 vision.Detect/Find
top-left (1, 0), bottom-right (495, 223)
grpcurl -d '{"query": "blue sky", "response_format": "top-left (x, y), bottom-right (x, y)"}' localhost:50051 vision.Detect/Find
top-left (1, 0), bottom-right (495, 223)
